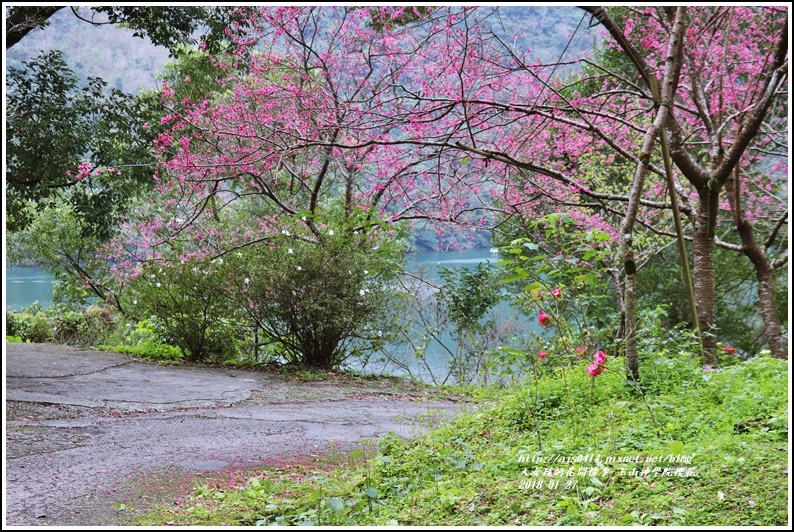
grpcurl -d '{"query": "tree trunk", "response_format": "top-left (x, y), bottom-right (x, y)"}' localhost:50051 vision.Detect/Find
top-left (724, 173), bottom-right (787, 359)
top-left (693, 188), bottom-right (719, 364)
top-left (754, 262), bottom-right (786, 359)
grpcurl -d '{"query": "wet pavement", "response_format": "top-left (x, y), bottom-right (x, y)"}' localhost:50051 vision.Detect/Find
top-left (4, 343), bottom-right (465, 526)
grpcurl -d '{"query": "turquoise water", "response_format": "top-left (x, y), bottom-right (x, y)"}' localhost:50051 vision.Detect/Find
top-left (4, 266), bottom-right (54, 310)
top-left (4, 249), bottom-right (501, 310)
top-left (4, 249), bottom-right (532, 383)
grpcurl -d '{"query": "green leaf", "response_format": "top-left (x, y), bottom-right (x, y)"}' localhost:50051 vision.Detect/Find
top-left (365, 487), bottom-right (379, 499)
top-left (327, 498), bottom-right (344, 512)
top-left (670, 441), bottom-right (685, 455)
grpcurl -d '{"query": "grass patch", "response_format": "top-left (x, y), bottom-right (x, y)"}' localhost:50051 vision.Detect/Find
top-left (134, 355), bottom-right (788, 526)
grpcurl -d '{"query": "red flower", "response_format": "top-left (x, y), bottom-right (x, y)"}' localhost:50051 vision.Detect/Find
top-left (587, 351), bottom-right (607, 377)
top-left (538, 311), bottom-right (552, 327)
top-left (721, 346), bottom-right (736, 354)
top-left (587, 362), bottom-right (604, 377)
top-left (551, 288), bottom-right (562, 299)
top-left (538, 350), bottom-right (547, 360)
top-left (575, 346), bottom-right (587, 357)
top-left (594, 351), bottom-right (607, 365)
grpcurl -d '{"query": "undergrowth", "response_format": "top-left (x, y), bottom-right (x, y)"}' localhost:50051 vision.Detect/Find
top-left (134, 355), bottom-right (788, 526)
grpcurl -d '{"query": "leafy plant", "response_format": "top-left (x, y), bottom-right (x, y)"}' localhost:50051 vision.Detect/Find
top-left (124, 258), bottom-right (247, 363)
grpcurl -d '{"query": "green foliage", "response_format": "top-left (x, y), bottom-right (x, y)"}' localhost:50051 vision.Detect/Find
top-left (5, 302), bottom-right (124, 347)
top-left (433, 262), bottom-right (510, 384)
top-left (634, 304), bottom-right (703, 395)
top-left (124, 259), bottom-right (247, 364)
top-left (386, 261), bottom-right (522, 386)
top-left (438, 263), bottom-right (503, 334)
top-left (27, 312), bottom-right (53, 343)
top-left (6, 50), bottom-right (155, 238)
top-left (6, 303), bottom-right (52, 343)
top-left (500, 213), bottom-right (620, 361)
top-left (6, 6), bottom-right (254, 55)
top-left (104, 319), bottom-right (184, 362)
top-left (637, 244), bottom-right (788, 356)
top-left (7, 200), bottom-right (113, 306)
top-left (241, 211), bottom-right (407, 369)
top-left (79, 303), bottom-right (127, 347)
top-left (50, 309), bottom-right (85, 345)
top-left (135, 355), bottom-right (788, 527)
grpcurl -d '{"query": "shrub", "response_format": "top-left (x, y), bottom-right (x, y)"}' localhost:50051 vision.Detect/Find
top-left (79, 303), bottom-right (123, 347)
top-left (50, 309), bottom-right (84, 345)
top-left (125, 259), bottom-right (247, 364)
top-left (27, 311), bottom-right (52, 343)
top-left (239, 212), bottom-right (406, 369)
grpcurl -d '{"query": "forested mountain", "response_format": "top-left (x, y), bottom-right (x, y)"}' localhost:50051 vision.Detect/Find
top-left (6, 7), bottom-right (170, 94)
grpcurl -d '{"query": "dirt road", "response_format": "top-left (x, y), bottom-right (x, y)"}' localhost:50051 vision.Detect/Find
top-left (4, 343), bottom-right (466, 526)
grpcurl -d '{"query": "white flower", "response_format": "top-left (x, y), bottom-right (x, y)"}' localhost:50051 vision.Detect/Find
top-left (282, 229), bottom-right (290, 236)
top-left (133, 300), bottom-right (137, 305)
top-left (217, 258), bottom-right (223, 264)
top-left (192, 267), bottom-right (199, 273)
top-left (237, 252), bottom-right (243, 258)
top-left (364, 270), bottom-right (369, 275)
top-left (360, 289), bottom-right (366, 296)
top-left (354, 230), bottom-right (359, 235)
top-left (297, 266), bottom-right (302, 271)
top-left (302, 216), bottom-right (307, 222)
top-left (328, 230), bottom-right (334, 236)
top-left (288, 248), bottom-right (294, 254)
top-left (156, 283), bottom-right (161, 287)
top-left (244, 278), bottom-right (250, 285)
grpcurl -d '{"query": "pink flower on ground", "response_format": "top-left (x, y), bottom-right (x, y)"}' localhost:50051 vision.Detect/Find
top-left (538, 311), bottom-right (552, 327)
top-left (551, 288), bottom-right (562, 299)
top-left (538, 350), bottom-right (547, 360)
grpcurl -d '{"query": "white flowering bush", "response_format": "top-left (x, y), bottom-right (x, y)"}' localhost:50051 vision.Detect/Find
top-left (237, 217), bottom-right (406, 369)
top-left (124, 258), bottom-right (248, 363)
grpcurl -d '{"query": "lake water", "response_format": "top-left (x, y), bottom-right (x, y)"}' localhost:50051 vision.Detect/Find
top-left (5, 248), bottom-right (533, 383)
top-left (5, 266), bottom-right (55, 310)
top-left (4, 248), bottom-right (500, 310)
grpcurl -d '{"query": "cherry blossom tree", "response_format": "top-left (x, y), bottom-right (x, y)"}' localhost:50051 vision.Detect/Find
top-left (366, 6), bottom-right (788, 365)
top-left (111, 6), bottom-right (787, 369)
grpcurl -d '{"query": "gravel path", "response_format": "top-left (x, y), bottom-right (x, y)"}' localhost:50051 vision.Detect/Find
top-left (4, 343), bottom-right (467, 526)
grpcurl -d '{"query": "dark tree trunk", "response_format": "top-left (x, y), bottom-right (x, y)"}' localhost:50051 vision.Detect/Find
top-left (692, 188), bottom-right (719, 364)
top-left (725, 174), bottom-right (787, 359)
